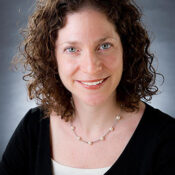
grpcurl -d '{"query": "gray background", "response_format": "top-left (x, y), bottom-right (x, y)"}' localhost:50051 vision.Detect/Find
top-left (0, 0), bottom-right (175, 159)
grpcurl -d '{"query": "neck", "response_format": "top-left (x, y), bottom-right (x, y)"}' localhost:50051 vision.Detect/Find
top-left (71, 93), bottom-right (121, 139)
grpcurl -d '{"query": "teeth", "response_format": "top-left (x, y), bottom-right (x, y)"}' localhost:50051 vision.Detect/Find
top-left (81, 79), bottom-right (104, 86)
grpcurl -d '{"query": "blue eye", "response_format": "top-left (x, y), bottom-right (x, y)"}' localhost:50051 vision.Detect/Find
top-left (66, 47), bottom-right (77, 53)
top-left (99, 43), bottom-right (112, 50)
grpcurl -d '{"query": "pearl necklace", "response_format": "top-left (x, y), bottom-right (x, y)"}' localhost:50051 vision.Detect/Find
top-left (70, 114), bottom-right (121, 145)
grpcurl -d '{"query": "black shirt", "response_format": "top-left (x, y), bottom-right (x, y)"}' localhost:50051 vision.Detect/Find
top-left (0, 103), bottom-right (175, 175)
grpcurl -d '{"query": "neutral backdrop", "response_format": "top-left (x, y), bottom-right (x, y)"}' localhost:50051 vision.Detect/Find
top-left (0, 0), bottom-right (175, 159)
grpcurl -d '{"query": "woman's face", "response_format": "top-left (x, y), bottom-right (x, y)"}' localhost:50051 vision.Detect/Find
top-left (55, 8), bottom-right (123, 106)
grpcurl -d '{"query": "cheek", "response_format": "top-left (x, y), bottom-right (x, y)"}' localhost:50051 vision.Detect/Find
top-left (57, 58), bottom-right (77, 78)
top-left (102, 54), bottom-right (123, 72)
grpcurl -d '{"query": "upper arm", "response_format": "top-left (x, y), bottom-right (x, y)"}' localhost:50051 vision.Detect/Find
top-left (153, 119), bottom-right (175, 174)
top-left (0, 108), bottom-right (40, 175)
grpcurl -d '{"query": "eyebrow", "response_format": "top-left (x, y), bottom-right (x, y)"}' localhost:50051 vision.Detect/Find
top-left (59, 37), bottom-right (117, 46)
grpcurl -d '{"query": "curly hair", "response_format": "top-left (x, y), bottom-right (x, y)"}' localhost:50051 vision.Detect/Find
top-left (13, 0), bottom-right (162, 121)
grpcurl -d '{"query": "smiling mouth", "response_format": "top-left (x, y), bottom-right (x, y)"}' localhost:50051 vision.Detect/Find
top-left (76, 77), bottom-right (109, 89)
top-left (81, 79), bottom-right (104, 85)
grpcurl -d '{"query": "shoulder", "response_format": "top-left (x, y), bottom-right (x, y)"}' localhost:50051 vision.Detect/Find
top-left (143, 104), bottom-right (175, 173)
top-left (0, 107), bottom-right (49, 174)
top-left (145, 103), bottom-right (174, 122)
top-left (144, 103), bottom-right (175, 137)
top-left (4, 106), bottom-right (50, 153)
top-left (22, 106), bottom-right (47, 122)
top-left (16, 106), bottom-right (49, 136)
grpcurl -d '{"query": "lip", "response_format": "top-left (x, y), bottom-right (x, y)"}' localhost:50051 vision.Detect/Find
top-left (76, 77), bottom-right (109, 90)
top-left (77, 77), bottom-right (109, 83)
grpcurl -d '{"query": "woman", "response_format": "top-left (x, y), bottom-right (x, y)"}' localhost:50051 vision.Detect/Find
top-left (0, 0), bottom-right (175, 174)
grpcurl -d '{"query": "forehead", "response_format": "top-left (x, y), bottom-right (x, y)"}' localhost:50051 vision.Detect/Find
top-left (56, 8), bottom-right (119, 44)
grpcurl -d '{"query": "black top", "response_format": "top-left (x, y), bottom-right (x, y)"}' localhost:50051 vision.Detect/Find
top-left (0, 103), bottom-right (175, 175)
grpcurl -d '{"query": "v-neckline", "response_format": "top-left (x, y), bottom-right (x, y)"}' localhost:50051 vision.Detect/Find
top-left (47, 103), bottom-right (149, 174)
top-left (104, 103), bottom-right (149, 174)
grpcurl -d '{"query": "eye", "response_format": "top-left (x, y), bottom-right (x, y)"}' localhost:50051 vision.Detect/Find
top-left (65, 47), bottom-right (77, 53)
top-left (99, 43), bottom-right (112, 50)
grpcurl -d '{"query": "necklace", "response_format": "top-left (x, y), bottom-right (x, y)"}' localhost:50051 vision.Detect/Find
top-left (70, 114), bottom-right (121, 145)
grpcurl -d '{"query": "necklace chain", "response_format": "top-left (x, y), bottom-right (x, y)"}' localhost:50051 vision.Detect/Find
top-left (70, 114), bottom-right (121, 145)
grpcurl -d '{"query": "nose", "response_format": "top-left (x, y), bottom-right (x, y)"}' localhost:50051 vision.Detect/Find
top-left (80, 50), bottom-right (102, 74)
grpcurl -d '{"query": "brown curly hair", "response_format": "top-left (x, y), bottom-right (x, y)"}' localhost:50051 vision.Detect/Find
top-left (13, 0), bottom-right (162, 121)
